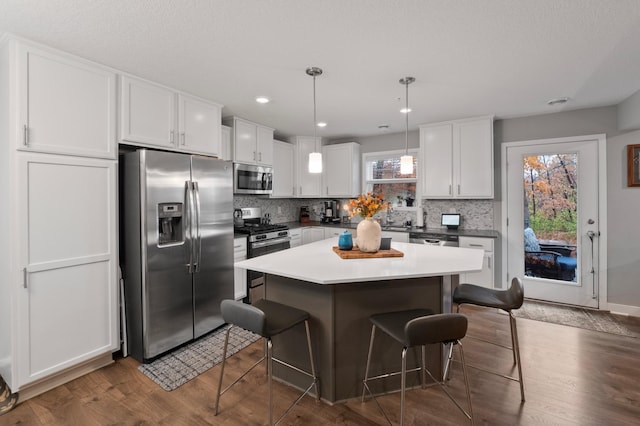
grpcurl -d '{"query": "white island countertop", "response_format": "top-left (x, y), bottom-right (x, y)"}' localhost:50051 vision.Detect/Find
top-left (235, 238), bottom-right (484, 285)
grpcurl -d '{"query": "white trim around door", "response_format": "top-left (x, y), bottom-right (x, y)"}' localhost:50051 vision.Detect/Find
top-left (501, 134), bottom-right (608, 309)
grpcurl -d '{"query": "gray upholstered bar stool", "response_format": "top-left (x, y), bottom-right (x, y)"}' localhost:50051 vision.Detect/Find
top-left (452, 277), bottom-right (525, 402)
top-left (214, 299), bottom-right (319, 426)
top-left (361, 309), bottom-right (473, 426)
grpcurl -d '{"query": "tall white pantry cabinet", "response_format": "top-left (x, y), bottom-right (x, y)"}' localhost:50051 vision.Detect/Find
top-left (0, 37), bottom-right (119, 399)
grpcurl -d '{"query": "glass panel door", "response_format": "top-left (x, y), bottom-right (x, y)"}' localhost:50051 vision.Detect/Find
top-left (506, 139), bottom-right (600, 308)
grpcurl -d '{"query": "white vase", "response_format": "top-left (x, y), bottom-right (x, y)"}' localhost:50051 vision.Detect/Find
top-left (356, 218), bottom-right (381, 253)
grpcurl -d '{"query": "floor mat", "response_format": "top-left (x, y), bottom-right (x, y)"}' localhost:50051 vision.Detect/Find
top-left (138, 324), bottom-right (260, 391)
top-left (513, 299), bottom-right (640, 338)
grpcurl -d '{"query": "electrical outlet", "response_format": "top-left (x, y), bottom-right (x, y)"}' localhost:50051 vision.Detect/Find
top-left (277, 206), bottom-right (282, 214)
top-left (449, 208), bottom-right (456, 213)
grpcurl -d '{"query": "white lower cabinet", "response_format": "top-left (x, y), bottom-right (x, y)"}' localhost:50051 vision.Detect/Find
top-left (458, 237), bottom-right (494, 288)
top-left (14, 154), bottom-right (118, 390)
top-left (380, 231), bottom-right (410, 243)
top-left (324, 227), bottom-right (351, 240)
top-left (289, 228), bottom-right (302, 248)
top-left (301, 227), bottom-right (325, 245)
top-left (233, 237), bottom-right (247, 300)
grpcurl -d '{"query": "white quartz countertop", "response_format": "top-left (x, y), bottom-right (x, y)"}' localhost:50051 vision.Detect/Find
top-left (235, 238), bottom-right (484, 284)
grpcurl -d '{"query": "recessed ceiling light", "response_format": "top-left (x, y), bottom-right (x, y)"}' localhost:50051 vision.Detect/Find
top-left (317, 122), bottom-right (327, 128)
top-left (255, 96), bottom-right (270, 104)
top-left (547, 97), bottom-right (569, 106)
top-left (400, 108), bottom-right (412, 114)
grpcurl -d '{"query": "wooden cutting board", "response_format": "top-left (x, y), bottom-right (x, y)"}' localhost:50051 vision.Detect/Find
top-left (332, 246), bottom-right (404, 259)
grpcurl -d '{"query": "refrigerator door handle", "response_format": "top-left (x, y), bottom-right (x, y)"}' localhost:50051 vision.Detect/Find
top-left (185, 180), bottom-right (195, 273)
top-left (193, 181), bottom-right (202, 272)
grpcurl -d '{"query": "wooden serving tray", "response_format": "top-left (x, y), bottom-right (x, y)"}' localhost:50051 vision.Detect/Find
top-left (332, 246), bottom-right (404, 259)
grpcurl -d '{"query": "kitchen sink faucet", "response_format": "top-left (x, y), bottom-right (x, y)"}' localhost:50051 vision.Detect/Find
top-left (384, 206), bottom-right (394, 225)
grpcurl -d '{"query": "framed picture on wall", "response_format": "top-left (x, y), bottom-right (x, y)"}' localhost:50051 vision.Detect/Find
top-left (628, 144), bottom-right (640, 187)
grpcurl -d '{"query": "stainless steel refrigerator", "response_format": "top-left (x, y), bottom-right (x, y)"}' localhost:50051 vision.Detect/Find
top-left (120, 149), bottom-right (234, 362)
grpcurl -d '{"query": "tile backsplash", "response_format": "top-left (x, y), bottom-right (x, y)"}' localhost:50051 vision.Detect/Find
top-left (422, 200), bottom-right (494, 230)
top-left (233, 196), bottom-right (495, 230)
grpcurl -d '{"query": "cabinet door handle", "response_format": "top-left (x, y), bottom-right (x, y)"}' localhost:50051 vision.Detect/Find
top-left (487, 256), bottom-right (492, 269)
top-left (449, 184), bottom-right (452, 195)
top-left (23, 267), bottom-right (28, 289)
top-left (457, 184), bottom-right (461, 195)
top-left (326, 186), bottom-right (329, 195)
top-left (258, 152), bottom-right (262, 162)
top-left (23, 124), bottom-right (29, 146)
top-left (469, 244), bottom-right (484, 248)
top-left (181, 132), bottom-right (186, 145)
top-left (299, 186), bottom-right (302, 195)
top-left (293, 186), bottom-right (296, 196)
top-left (170, 130), bottom-right (175, 144)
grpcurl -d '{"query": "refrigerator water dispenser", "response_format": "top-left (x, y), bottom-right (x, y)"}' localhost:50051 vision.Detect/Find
top-left (158, 202), bottom-right (183, 245)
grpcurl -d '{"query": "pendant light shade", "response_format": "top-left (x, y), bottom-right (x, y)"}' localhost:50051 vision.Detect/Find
top-left (400, 154), bottom-right (413, 175)
top-left (399, 76), bottom-right (415, 175)
top-left (307, 67), bottom-right (323, 174)
top-left (309, 152), bottom-right (322, 173)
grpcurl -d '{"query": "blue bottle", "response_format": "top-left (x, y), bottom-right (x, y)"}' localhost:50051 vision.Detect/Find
top-left (338, 231), bottom-right (353, 250)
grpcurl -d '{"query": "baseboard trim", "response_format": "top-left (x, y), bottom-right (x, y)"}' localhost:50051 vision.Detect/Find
top-left (17, 353), bottom-right (114, 402)
top-left (607, 302), bottom-right (640, 318)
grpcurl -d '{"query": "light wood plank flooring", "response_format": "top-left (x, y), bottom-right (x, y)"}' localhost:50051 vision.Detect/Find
top-left (3, 305), bottom-right (640, 425)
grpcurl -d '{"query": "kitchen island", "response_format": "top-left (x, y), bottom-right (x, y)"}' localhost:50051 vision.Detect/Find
top-left (234, 239), bottom-right (483, 403)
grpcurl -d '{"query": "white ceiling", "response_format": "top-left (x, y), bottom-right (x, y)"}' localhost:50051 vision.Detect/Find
top-left (2, 0), bottom-right (640, 140)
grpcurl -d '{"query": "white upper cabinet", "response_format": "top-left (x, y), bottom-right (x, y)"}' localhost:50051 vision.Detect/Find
top-left (223, 116), bottom-right (274, 166)
top-left (120, 76), bottom-right (175, 149)
top-left (16, 41), bottom-right (117, 159)
top-left (271, 140), bottom-right (295, 197)
top-left (120, 75), bottom-right (222, 156)
top-left (322, 142), bottom-right (361, 198)
top-left (291, 136), bottom-right (322, 198)
top-left (220, 125), bottom-right (232, 161)
top-left (177, 94), bottom-right (222, 154)
top-left (420, 116), bottom-right (494, 199)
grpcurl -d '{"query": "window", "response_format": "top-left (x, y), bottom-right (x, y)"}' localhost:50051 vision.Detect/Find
top-left (363, 150), bottom-right (418, 207)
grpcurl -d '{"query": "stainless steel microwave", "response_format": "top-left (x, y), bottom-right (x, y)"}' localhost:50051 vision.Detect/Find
top-left (233, 163), bottom-right (273, 194)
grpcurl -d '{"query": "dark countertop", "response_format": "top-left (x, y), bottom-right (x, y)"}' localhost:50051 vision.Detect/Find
top-left (282, 221), bottom-right (499, 239)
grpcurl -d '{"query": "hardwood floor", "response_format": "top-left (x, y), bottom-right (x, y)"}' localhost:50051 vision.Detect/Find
top-left (3, 305), bottom-right (640, 425)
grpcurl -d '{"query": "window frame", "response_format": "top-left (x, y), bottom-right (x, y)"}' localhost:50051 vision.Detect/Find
top-left (361, 149), bottom-right (420, 210)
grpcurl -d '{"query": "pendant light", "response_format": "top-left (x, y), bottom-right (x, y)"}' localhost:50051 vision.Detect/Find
top-left (307, 66), bottom-right (323, 174)
top-left (399, 76), bottom-right (415, 175)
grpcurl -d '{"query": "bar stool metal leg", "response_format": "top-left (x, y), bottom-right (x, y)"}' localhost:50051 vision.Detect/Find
top-left (361, 324), bottom-right (376, 403)
top-left (361, 312), bottom-right (473, 425)
top-left (304, 320), bottom-right (321, 402)
top-left (510, 312), bottom-right (525, 402)
top-left (452, 278), bottom-right (526, 403)
top-left (267, 338), bottom-right (274, 426)
top-left (215, 300), bottom-right (320, 425)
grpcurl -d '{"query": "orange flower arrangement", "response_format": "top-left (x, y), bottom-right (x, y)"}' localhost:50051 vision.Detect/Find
top-left (348, 192), bottom-right (389, 218)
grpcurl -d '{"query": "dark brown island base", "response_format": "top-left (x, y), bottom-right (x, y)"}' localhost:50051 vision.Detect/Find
top-left (235, 239), bottom-right (483, 403)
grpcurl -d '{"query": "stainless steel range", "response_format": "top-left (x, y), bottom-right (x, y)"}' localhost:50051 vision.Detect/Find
top-left (234, 208), bottom-right (290, 303)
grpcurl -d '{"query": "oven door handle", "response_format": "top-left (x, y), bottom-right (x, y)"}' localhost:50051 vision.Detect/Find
top-left (251, 236), bottom-right (291, 249)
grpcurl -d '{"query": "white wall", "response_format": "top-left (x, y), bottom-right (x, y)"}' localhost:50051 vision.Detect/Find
top-left (606, 129), bottom-right (640, 314)
top-left (496, 105), bottom-right (640, 314)
top-left (618, 89), bottom-right (640, 131)
top-left (328, 130), bottom-right (419, 154)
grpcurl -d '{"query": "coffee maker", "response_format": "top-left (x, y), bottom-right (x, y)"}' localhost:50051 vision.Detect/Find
top-left (322, 200), bottom-right (341, 223)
